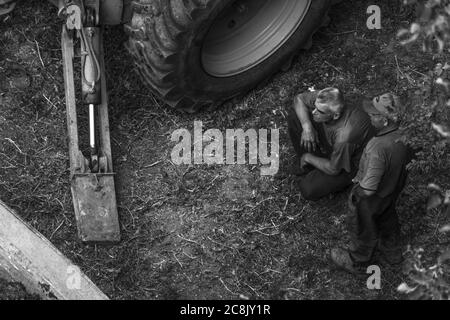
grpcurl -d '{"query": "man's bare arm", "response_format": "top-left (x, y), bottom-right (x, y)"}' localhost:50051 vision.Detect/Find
top-left (294, 95), bottom-right (314, 130)
top-left (302, 153), bottom-right (340, 176)
top-left (356, 156), bottom-right (385, 197)
top-left (294, 95), bottom-right (318, 152)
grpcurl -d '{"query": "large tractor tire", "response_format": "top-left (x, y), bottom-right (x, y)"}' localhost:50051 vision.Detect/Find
top-left (0, 0), bottom-right (16, 16)
top-left (125, 0), bottom-right (336, 113)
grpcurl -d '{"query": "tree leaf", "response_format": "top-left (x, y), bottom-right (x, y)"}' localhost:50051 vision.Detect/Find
top-left (408, 287), bottom-right (426, 300)
top-left (410, 273), bottom-right (433, 286)
top-left (444, 190), bottom-right (450, 205)
top-left (435, 77), bottom-right (450, 91)
top-left (427, 194), bottom-right (443, 210)
top-left (431, 123), bottom-right (450, 138)
top-left (400, 33), bottom-right (420, 45)
top-left (427, 183), bottom-right (442, 192)
top-left (438, 250), bottom-right (450, 264)
top-left (434, 63), bottom-right (443, 76)
top-left (439, 224), bottom-right (450, 233)
top-left (397, 28), bottom-right (409, 38)
top-left (397, 282), bottom-right (417, 294)
top-left (410, 22), bottom-right (421, 34)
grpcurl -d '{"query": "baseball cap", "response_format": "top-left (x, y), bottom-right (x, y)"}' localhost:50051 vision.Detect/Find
top-left (363, 93), bottom-right (402, 119)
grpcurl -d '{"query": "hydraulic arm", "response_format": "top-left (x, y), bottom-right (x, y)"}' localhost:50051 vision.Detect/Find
top-left (60, 0), bottom-right (120, 242)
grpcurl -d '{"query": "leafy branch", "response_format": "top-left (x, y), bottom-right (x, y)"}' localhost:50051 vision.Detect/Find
top-left (396, 0), bottom-right (450, 300)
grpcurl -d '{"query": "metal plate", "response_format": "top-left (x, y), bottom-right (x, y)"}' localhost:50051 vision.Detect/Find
top-left (71, 174), bottom-right (120, 243)
top-left (202, 0), bottom-right (311, 77)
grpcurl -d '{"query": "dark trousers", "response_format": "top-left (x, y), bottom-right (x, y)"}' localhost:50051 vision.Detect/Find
top-left (287, 106), bottom-right (356, 200)
top-left (347, 172), bottom-right (407, 264)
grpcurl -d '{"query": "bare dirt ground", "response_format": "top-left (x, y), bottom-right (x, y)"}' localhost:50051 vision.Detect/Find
top-left (0, 0), bottom-right (449, 299)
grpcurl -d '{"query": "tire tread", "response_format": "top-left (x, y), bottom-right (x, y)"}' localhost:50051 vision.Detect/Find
top-left (125, 0), bottom-right (337, 112)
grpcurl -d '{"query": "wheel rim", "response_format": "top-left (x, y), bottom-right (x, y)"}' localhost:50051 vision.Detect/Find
top-left (201, 0), bottom-right (311, 77)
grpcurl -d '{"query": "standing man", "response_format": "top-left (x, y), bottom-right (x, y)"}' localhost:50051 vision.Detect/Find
top-left (331, 93), bottom-right (410, 273)
top-left (288, 87), bottom-right (375, 200)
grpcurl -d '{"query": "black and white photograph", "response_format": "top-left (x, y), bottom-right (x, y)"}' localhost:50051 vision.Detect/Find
top-left (0, 0), bottom-right (449, 306)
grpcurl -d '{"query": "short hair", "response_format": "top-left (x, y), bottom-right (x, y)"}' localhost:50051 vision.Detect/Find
top-left (316, 87), bottom-right (345, 114)
top-left (382, 93), bottom-right (403, 123)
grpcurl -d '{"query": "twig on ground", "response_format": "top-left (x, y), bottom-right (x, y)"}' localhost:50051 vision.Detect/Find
top-left (43, 94), bottom-right (57, 110)
top-left (182, 251), bottom-right (196, 260)
top-left (49, 220), bottom-right (64, 240)
top-left (284, 287), bottom-right (304, 293)
top-left (410, 69), bottom-right (427, 77)
top-left (264, 268), bottom-right (282, 274)
top-left (243, 282), bottom-right (259, 297)
top-left (250, 197), bottom-right (274, 211)
top-left (395, 55), bottom-right (414, 85)
top-left (283, 197), bottom-right (289, 211)
top-left (250, 224), bottom-right (278, 233)
top-left (219, 278), bottom-right (238, 296)
top-left (206, 236), bottom-right (236, 250)
top-left (4, 138), bottom-right (26, 155)
top-left (324, 60), bottom-right (343, 74)
top-left (173, 252), bottom-right (183, 268)
top-left (140, 160), bottom-right (163, 170)
top-left (253, 229), bottom-right (279, 236)
top-left (320, 30), bottom-right (356, 36)
top-left (178, 233), bottom-right (201, 246)
top-left (35, 40), bottom-right (45, 68)
top-left (205, 174), bottom-right (220, 191)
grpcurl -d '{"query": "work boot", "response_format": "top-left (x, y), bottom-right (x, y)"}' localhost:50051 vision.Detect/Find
top-left (330, 247), bottom-right (368, 275)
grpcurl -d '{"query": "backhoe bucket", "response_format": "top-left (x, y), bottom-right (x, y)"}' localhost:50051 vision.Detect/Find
top-left (71, 173), bottom-right (120, 242)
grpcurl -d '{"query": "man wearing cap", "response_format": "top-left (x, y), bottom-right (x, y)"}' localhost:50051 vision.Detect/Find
top-left (331, 93), bottom-right (410, 273)
top-left (288, 87), bottom-right (375, 200)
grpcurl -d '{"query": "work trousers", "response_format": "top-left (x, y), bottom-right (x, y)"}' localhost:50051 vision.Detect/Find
top-left (347, 171), bottom-right (407, 264)
top-left (287, 106), bottom-right (356, 200)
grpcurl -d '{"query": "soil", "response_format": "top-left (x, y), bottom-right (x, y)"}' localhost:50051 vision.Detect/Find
top-left (0, 0), bottom-right (449, 300)
top-left (0, 278), bottom-right (40, 300)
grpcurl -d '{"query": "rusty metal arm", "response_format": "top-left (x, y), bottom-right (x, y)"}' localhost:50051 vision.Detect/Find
top-left (61, 2), bottom-right (120, 243)
top-left (48, 0), bottom-right (131, 24)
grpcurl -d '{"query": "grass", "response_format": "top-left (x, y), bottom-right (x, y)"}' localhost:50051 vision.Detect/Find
top-left (0, 0), bottom-right (449, 299)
